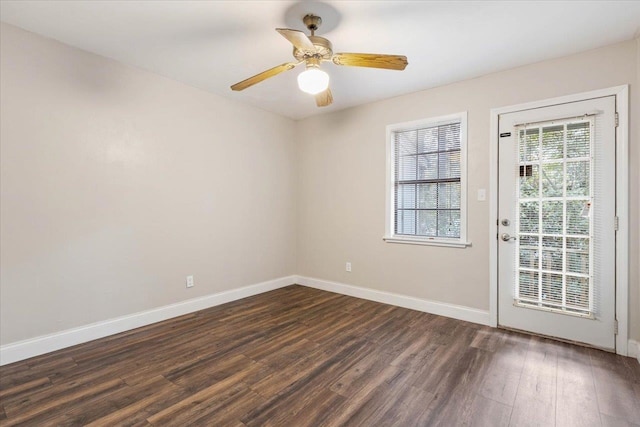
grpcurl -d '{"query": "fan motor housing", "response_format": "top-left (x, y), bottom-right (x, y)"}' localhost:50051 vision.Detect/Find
top-left (293, 36), bottom-right (333, 61)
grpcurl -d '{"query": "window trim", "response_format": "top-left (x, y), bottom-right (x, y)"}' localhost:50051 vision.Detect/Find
top-left (384, 112), bottom-right (470, 248)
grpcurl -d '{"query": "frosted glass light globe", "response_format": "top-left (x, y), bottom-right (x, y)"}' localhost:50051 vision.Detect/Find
top-left (297, 68), bottom-right (330, 95)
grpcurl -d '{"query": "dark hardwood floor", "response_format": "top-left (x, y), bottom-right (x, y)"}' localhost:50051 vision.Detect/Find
top-left (1, 285), bottom-right (639, 426)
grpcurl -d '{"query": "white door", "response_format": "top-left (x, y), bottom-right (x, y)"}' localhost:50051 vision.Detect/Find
top-left (498, 96), bottom-right (617, 350)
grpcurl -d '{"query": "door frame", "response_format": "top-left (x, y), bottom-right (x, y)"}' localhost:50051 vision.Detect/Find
top-left (489, 85), bottom-right (629, 356)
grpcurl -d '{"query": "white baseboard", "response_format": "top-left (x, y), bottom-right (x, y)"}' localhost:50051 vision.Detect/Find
top-left (296, 276), bottom-right (491, 326)
top-left (0, 275), bottom-right (296, 366)
top-left (7, 273), bottom-right (626, 366)
top-left (628, 340), bottom-right (640, 364)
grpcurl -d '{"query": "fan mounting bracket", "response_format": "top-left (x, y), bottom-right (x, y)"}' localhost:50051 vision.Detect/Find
top-left (303, 14), bottom-right (322, 33)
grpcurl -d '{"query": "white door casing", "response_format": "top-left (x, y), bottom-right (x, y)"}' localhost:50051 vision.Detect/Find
top-left (497, 96), bottom-right (616, 350)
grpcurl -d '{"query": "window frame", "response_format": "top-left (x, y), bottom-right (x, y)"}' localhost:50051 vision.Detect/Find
top-left (384, 112), bottom-right (470, 248)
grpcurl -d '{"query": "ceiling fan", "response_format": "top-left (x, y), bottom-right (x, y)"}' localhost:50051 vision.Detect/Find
top-left (230, 14), bottom-right (408, 107)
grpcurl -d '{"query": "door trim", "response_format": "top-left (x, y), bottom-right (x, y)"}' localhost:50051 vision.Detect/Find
top-left (489, 85), bottom-right (629, 356)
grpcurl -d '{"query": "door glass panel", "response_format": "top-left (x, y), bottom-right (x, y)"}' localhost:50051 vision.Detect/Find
top-left (520, 235), bottom-right (539, 247)
top-left (566, 200), bottom-right (590, 235)
top-left (541, 201), bottom-right (563, 234)
top-left (566, 122), bottom-right (590, 158)
top-left (542, 236), bottom-right (562, 248)
top-left (519, 128), bottom-right (540, 162)
top-left (542, 249), bottom-right (563, 272)
top-left (515, 120), bottom-right (593, 316)
top-left (519, 164), bottom-right (539, 198)
top-left (566, 276), bottom-right (590, 309)
top-left (518, 270), bottom-right (539, 300)
top-left (541, 125), bottom-right (564, 160)
top-left (541, 163), bottom-right (563, 197)
top-left (566, 162), bottom-right (590, 196)
top-left (541, 272), bottom-right (563, 306)
top-left (519, 201), bottom-right (539, 233)
top-left (567, 250), bottom-right (589, 275)
top-left (519, 248), bottom-right (538, 269)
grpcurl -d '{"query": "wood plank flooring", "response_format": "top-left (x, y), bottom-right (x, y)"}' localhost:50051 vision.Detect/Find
top-left (1, 285), bottom-right (639, 426)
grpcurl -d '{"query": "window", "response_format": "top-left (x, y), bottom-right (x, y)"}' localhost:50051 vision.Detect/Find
top-left (385, 112), bottom-right (469, 247)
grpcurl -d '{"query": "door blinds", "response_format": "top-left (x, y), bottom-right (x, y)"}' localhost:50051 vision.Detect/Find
top-left (514, 117), bottom-right (595, 317)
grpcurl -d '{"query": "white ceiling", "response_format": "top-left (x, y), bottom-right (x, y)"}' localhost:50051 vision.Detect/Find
top-left (1, 1), bottom-right (639, 120)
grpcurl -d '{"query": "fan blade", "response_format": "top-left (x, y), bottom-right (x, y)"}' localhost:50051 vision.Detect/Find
top-left (276, 28), bottom-right (316, 54)
top-left (332, 53), bottom-right (408, 70)
top-left (230, 62), bottom-right (300, 91)
top-left (315, 88), bottom-right (333, 107)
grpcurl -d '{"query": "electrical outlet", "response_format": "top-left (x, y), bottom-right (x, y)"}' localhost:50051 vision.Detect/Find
top-left (186, 275), bottom-right (194, 288)
top-left (346, 262), bottom-right (352, 272)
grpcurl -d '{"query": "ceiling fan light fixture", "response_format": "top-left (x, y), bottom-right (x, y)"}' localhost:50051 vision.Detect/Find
top-left (297, 66), bottom-right (329, 95)
top-left (230, 14), bottom-right (408, 108)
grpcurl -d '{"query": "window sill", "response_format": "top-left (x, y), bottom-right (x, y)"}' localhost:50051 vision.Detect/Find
top-left (383, 236), bottom-right (471, 248)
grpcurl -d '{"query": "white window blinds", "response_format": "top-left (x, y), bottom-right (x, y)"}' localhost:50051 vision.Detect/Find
top-left (393, 120), bottom-right (462, 239)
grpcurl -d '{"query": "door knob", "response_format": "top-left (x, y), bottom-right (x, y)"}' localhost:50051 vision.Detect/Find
top-left (501, 233), bottom-right (517, 242)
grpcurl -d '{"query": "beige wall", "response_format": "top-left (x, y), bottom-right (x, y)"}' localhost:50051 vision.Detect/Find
top-left (296, 40), bottom-right (640, 340)
top-left (2, 22), bottom-right (638, 348)
top-left (0, 23), bottom-right (297, 345)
